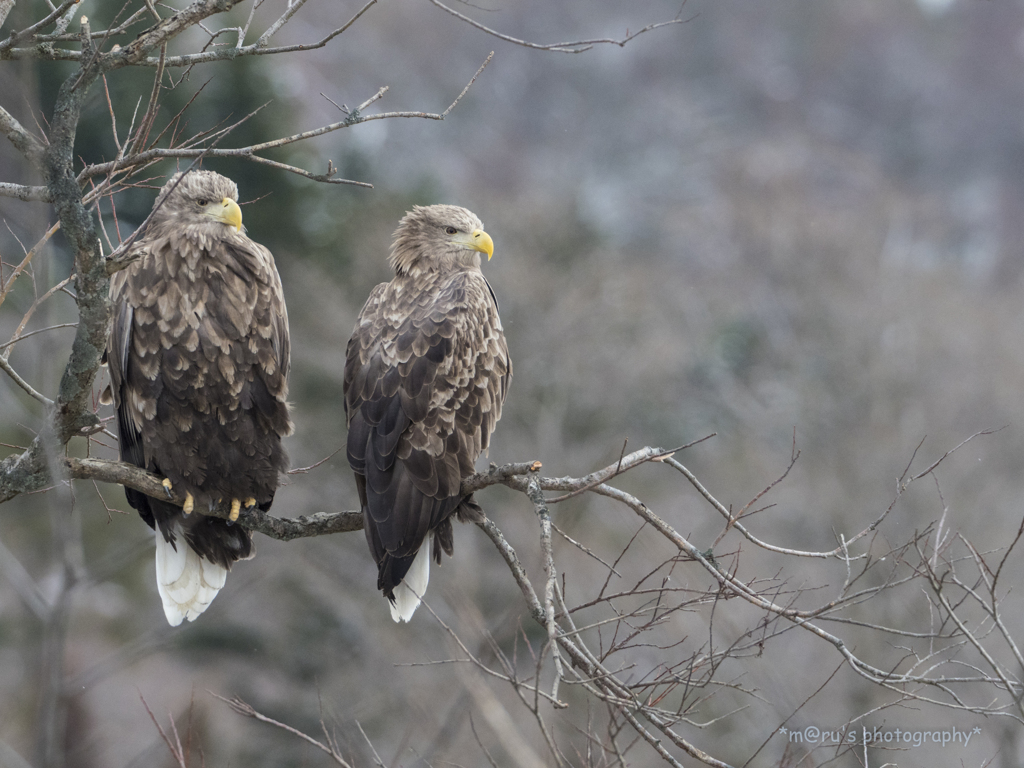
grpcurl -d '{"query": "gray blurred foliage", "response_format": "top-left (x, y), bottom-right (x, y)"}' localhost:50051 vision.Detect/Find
top-left (3, 0), bottom-right (1024, 766)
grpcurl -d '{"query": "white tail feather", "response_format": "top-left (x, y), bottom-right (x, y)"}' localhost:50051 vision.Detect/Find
top-left (390, 533), bottom-right (431, 623)
top-left (154, 530), bottom-right (227, 626)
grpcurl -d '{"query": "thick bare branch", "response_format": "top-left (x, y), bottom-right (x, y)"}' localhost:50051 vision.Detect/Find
top-left (0, 105), bottom-right (47, 168)
top-left (43, 27), bottom-right (110, 444)
top-left (54, 452), bottom-right (668, 541)
top-left (0, 0), bottom-right (79, 51)
top-left (0, 0), bottom-right (14, 28)
top-left (0, 436), bottom-right (51, 504)
top-left (117, 0), bottom-right (242, 66)
top-left (62, 457), bottom-right (364, 538)
top-left (0, 182), bottom-right (52, 201)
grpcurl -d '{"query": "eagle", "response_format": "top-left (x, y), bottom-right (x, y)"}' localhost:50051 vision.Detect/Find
top-left (105, 170), bottom-right (292, 626)
top-left (344, 205), bottom-right (512, 622)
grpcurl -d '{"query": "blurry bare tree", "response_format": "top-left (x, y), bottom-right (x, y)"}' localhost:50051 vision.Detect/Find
top-left (2, 0), bottom-right (1022, 767)
top-left (122, 432), bottom-right (1024, 768)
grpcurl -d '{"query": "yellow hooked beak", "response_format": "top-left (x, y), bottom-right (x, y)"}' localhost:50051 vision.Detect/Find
top-left (453, 228), bottom-right (495, 260)
top-left (205, 197), bottom-right (243, 232)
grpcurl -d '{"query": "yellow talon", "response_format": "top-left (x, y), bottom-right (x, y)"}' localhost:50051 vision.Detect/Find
top-left (244, 497), bottom-right (256, 509)
top-left (229, 498), bottom-right (241, 522)
top-left (161, 478), bottom-right (173, 498)
top-left (183, 492), bottom-right (194, 515)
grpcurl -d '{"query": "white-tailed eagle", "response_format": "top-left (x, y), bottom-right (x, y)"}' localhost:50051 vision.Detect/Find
top-left (105, 170), bottom-right (292, 626)
top-left (344, 205), bottom-right (511, 622)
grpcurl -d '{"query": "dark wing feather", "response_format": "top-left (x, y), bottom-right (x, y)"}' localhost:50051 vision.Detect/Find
top-left (108, 276), bottom-right (146, 473)
top-left (345, 270), bottom-right (511, 597)
top-left (107, 229), bottom-right (292, 568)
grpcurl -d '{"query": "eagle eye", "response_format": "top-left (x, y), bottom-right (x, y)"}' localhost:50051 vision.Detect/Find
top-left (444, 226), bottom-right (458, 235)
top-left (197, 199), bottom-right (209, 207)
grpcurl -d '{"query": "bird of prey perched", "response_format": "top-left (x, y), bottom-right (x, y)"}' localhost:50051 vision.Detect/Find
top-left (105, 170), bottom-right (292, 626)
top-left (344, 205), bottom-right (512, 622)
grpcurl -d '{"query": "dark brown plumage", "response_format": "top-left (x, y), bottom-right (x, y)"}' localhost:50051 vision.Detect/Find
top-left (106, 170), bottom-right (292, 625)
top-left (344, 204), bottom-right (511, 621)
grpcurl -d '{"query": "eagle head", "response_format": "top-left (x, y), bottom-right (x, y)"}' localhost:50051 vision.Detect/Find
top-left (389, 204), bottom-right (494, 276)
top-left (152, 170), bottom-right (244, 233)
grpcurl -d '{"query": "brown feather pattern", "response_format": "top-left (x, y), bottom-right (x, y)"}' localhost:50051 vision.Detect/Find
top-left (107, 170), bottom-right (292, 570)
top-left (344, 205), bottom-right (511, 604)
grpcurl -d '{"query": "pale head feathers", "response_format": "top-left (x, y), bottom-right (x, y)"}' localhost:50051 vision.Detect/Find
top-left (150, 170), bottom-right (243, 233)
top-left (389, 204), bottom-right (489, 276)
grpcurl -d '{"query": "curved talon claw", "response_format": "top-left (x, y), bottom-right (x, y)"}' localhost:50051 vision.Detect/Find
top-left (244, 497), bottom-right (256, 509)
top-left (229, 498), bottom-right (241, 523)
top-left (182, 492), bottom-right (194, 516)
top-left (161, 478), bottom-right (173, 498)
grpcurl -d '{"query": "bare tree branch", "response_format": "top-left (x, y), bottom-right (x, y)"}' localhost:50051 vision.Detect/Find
top-left (2, 0), bottom-right (378, 66)
top-left (117, 0), bottom-right (245, 67)
top-left (426, 0), bottom-right (687, 54)
top-left (211, 694), bottom-right (356, 768)
top-left (0, 0), bottom-right (16, 29)
top-left (0, 0), bottom-right (80, 51)
top-left (0, 182), bottom-right (52, 202)
top-left (0, 356), bottom-right (54, 405)
top-left (78, 53), bottom-right (494, 189)
top-left (0, 105), bottom-right (48, 167)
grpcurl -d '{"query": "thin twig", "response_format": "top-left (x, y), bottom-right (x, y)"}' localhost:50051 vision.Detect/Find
top-left (211, 693), bottom-right (355, 768)
top-left (0, 356), bottom-right (53, 406)
top-left (426, 0), bottom-right (685, 54)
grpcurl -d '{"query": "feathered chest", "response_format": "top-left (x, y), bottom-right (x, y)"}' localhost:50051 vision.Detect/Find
top-left (365, 270), bottom-right (501, 367)
top-left (112, 232), bottom-right (288, 398)
top-left (344, 267), bottom-right (510, 429)
top-left (122, 237), bottom-right (273, 341)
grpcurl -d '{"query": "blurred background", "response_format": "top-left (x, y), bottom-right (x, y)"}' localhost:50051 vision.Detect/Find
top-left (3, 0), bottom-right (1024, 765)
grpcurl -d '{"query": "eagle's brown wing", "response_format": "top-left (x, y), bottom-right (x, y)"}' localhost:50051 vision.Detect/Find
top-left (344, 270), bottom-right (511, 598)
top-left (108, 233), bottom-right (291, 568)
